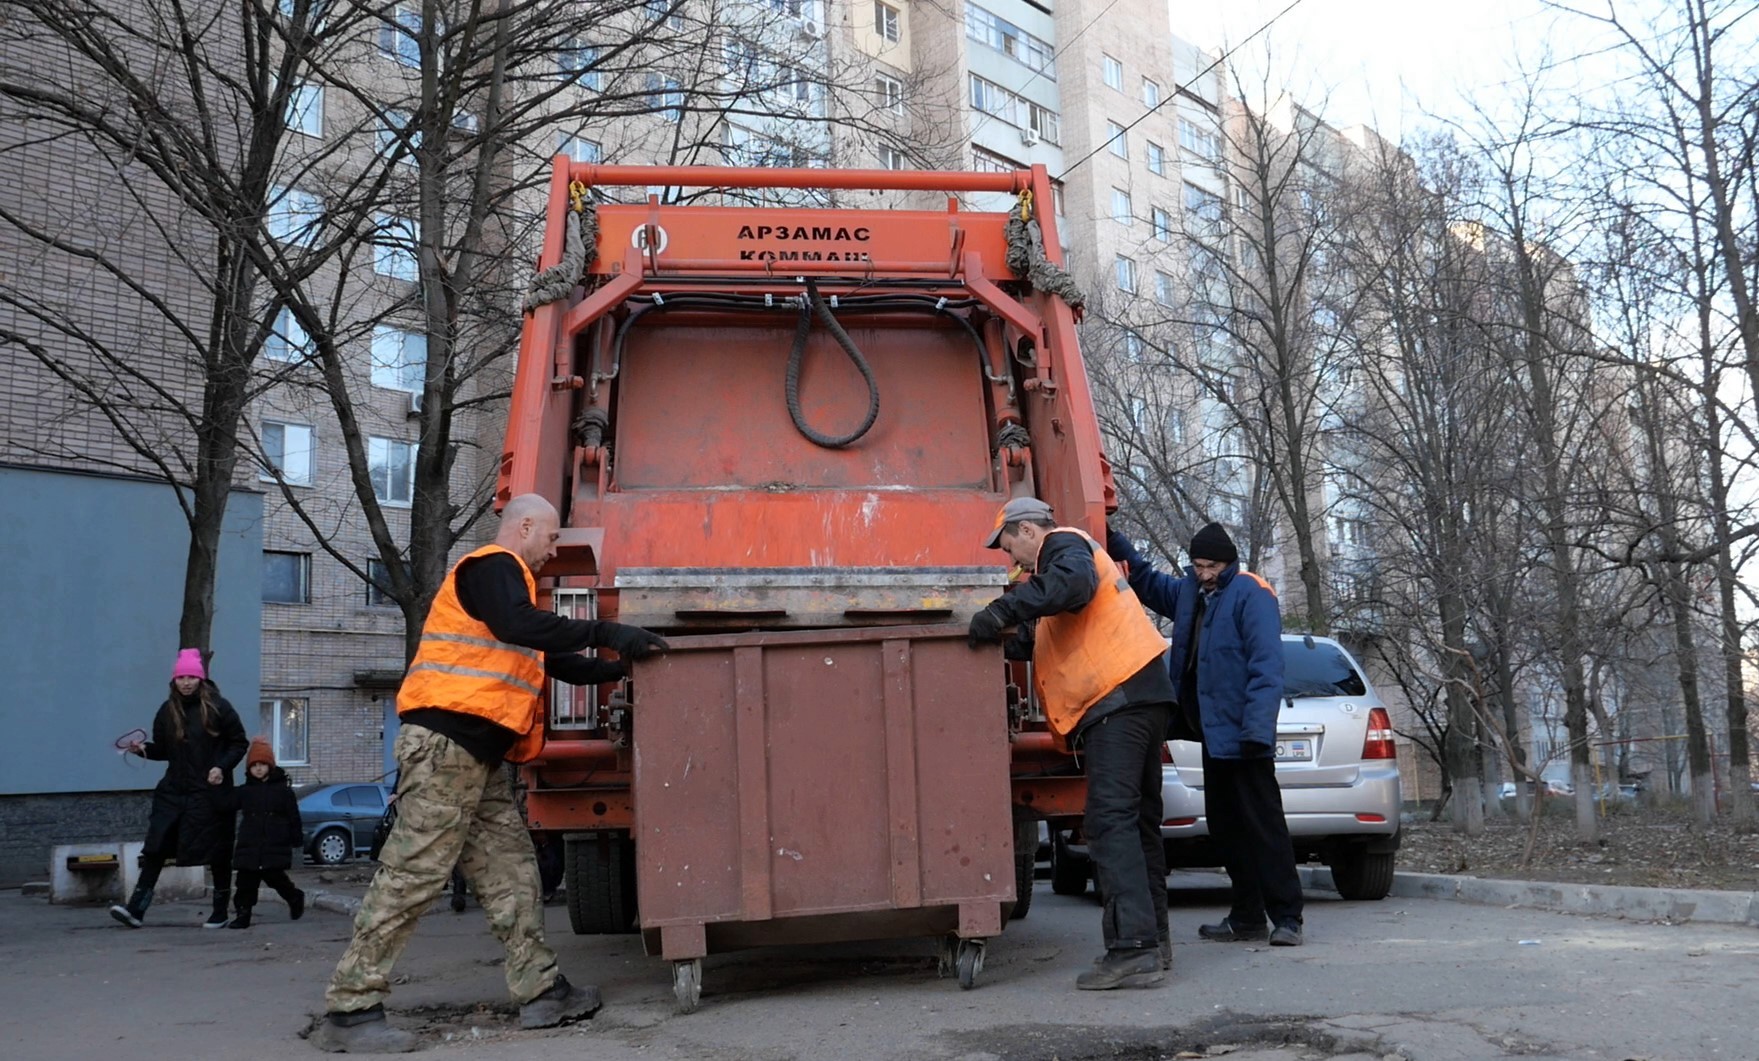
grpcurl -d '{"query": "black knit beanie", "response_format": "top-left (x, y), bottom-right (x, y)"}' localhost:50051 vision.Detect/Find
top-left (1188, 522), bottom-right (1238, 564)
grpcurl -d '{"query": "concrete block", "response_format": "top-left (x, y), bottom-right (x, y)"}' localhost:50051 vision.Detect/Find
top-left (21, 881), bottom-right (49, 897)
top-left (50, 843), bottom-right (127, 904)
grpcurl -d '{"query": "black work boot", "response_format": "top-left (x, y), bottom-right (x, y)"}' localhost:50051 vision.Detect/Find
top-left (109, 883), bottom-right (153, 928)
top-left (204, 888), bottom-right (231, 929)
top-left (1269, 920), bottom-right (1304, 947)
top-left (1075, 947), bottom-right (1164, 990)
top-left (1198, 916), bottom-right (1268, 942)
top-left (288, 888), bottom-right (307, 921)
top-left (308, 1005), bottom-right (419, 1053)
top-left (519, 975), bottom-right (603, 1029)
top-left (229, 906), bottom-right (253, 930)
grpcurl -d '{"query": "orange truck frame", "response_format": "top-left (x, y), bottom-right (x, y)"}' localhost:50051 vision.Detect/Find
top-left (496, 163), bottom-right (1120, 1005)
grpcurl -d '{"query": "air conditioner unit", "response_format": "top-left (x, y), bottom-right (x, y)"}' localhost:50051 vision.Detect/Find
top-left (1020, 127), bottom-right (1040, 147)
top-left (407, 390), bottom-right (424, 418)
top-left (797, 18), bottom-right (823, 39)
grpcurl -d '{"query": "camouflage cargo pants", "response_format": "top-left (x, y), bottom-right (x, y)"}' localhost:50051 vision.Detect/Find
top-left (324, 724), bottom-right (559, 1013)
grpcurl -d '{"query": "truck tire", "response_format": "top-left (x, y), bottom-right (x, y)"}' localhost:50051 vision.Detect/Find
top-left (1009, 820), bottom-right (1036, 920)
top-left (1050, 830), bottom-right (1089, 896)
top-left (564, 832), bottom-right (639, 934)
top-left (1329, 847), bottom-right (1395, 900)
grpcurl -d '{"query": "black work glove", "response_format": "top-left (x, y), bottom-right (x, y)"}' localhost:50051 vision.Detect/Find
top-left (1240, 739), bottom-right (1273, 760)
top-left (967, 603), bottom-right (1009, 649)
top-left (600, 623), bottom-right (671, 659)
top-left (1104, 525), bottom-right (1136, 563)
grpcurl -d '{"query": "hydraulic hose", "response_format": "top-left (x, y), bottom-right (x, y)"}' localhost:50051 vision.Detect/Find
top-left (783, 279), bottom-right (881, 449)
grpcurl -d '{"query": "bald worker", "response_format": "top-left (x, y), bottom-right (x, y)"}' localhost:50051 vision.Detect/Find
top-left (312, 495), bottom-right (669, 1053)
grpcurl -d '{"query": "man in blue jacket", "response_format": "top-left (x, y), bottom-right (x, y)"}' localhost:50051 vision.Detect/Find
top-left (1106, 521), bottom-right (1304, 946)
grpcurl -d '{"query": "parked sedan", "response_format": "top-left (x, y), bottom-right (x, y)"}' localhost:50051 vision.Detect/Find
top-left (1052, 634), bottom-right (1403, 901)
top-left (296, 782), bottom-right (395, 866)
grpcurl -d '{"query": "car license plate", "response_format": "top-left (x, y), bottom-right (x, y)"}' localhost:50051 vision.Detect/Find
top-left (1275, 738), bottom-right (1313, 762)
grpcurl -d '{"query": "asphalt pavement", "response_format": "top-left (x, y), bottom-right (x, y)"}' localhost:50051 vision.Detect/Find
top-left (1, 871), bottom-right (1751, 1061)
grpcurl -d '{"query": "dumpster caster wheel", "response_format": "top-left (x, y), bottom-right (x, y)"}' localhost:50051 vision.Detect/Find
top-left (672, 959), bottom-right (701, 1014)
top-left (955, 940), bottom-right (984, 990)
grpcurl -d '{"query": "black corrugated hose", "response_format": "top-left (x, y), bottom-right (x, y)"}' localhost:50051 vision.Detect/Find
top-left (784, 278), bottom-right (880, 448)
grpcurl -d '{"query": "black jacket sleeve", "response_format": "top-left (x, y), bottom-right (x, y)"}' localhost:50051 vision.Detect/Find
top-left (281, 785), bottom-right (304, 847)
top-left (213, 698), bottom-right (248, 773)
top-left (454, 554), bottom-right (657, 656)
top-left (544, 653), bottom-right (629, 685)
top-left (990, 532), bottom-right (1099, 624)
top-left (143, 702), bottom-right (173, 761)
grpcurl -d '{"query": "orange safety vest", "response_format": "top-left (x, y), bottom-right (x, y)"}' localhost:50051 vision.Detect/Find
top-left (1031, 528), bottom-right (1170, 740)
top-left (397, 544), bottom-right (549, 763)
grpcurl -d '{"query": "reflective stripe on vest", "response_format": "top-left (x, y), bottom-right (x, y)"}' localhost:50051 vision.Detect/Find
top-left (1030, 527), bottom-right (1170, 739)
top-left (396, 544), bottom-right (549, 762)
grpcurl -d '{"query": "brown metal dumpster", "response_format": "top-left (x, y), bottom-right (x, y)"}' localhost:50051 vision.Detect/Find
top-left (630, 623), bottom-right (1014, 1010)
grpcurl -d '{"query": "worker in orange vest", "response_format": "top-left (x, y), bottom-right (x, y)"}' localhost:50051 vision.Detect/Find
top-left (968, 496), bottom-right (1176, 990)
top-left (312, 493), bottom-right (668, 1053)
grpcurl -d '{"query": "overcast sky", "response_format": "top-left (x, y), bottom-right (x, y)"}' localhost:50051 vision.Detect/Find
top-left (1167, 0), bottom-right (1575, 138)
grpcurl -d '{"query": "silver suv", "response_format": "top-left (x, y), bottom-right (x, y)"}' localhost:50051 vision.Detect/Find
top-left (1051, 634), bottom-right (1402, 900)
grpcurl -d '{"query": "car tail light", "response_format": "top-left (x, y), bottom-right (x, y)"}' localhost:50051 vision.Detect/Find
top-left (1160, 742), bottom-right (1174, 764)
top-left (1362, 707), bottom-right (1397, 760)
top-left (1355, 813), bottom-right (1387, 823)
top-left (1163, 817), bottom-right (1198, 827)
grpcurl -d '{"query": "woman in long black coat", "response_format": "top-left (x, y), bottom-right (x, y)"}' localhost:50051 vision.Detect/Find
top-left (109, 648), bottom-right (247, 929)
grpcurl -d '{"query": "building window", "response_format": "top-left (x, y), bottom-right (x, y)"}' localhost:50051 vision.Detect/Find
top-left (380, 3), bottom-right (422, 67)
top-left (1102, 54), bottom-right (1123, 90)
top-left (266, 185), bottom-right (321, 246)
top-left (1028, 103), bottom-right (1060, 145)
top-left (285, 81), bottom-right (323, 137)
top-left (647, 74), bottom-right (683, 122)
top-left (365, 558), bottom-right (407, 607)
top-left (1180, 118), bottom-right (1220, 160)
top-left (1052, 182), bottom-right (1065, 216)
top-left (264, 307), bottom-right (311, 362)
top-left (260, 421), bottom-right (313, 485)
top-left (559, 133), bottom-right (601, 163)
top-left (370, 325), bottom-right (426, 392)
top-left (964, 3), bottom-right (1055, 75)
top-left (1123, 330), bottom-right (1146, 359)
top-left (879, 144), bottom-right (906, 170)
top-left (1151, 205), bottom-right (1173, 241)
top-left (1142, 79), bottom-right (1161, 109)
top-left (874, 1), bottom-right (900, 43)
top-left (1184, 181), bottom-right (1223, 226)
top-left (259, 698), bottom-right (309, 764)
top-left (1147, 141), bottom-right (1166, 176)
top-left (1111, 187), bottom-right (1133, 226)
top-left (875, 73), bottom-right (904, 115)
top-left (971, 147), bottom-right (1020, 173)
top-left (1155, 269), bottom-right (1175, 306)
top-left (376, 110), bottom-right (419, 165)
top-left (368, 437), bottom-right (416, 506)
top-left (263, 552), bottom-right (310, 604)
top-left (559, 40), bottom-right (601, 90)
top-left (969, 74), bottom-right (1020, 126)
top-left (1106, 121), bottom-right (1127, 159)
top-left (372, 212), bottom-right (419, 281)
top-left (1115, 255), bottom-right (1137, 293)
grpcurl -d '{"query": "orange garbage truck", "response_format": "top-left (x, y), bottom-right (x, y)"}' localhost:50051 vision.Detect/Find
top-left (500, 163), bottom-right (1119, 1010)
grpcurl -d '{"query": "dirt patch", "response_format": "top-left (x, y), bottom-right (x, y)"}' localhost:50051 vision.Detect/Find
top-left (1396, 809), bottom-right (1759, 891)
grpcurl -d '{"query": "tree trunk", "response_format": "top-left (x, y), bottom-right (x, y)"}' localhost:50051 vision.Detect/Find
top-left (1441, 590), bottom-right (1482, 835)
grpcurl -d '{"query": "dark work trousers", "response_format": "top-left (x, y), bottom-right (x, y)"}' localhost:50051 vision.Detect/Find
top-left (1079, 700), bottom-right (1172, 953)
top-left (235, 868), bottom-right (299, 910)
top-left (1201, 750), bottom-right (1303, 927)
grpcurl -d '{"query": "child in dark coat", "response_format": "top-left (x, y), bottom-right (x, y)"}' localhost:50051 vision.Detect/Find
top-left (229, 738), bottom-right (306, 929)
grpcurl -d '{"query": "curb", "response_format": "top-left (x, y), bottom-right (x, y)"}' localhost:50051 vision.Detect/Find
top-left (1298, 866), bottom-right (1759, 926)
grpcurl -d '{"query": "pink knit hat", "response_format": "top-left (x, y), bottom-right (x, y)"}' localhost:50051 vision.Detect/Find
top-left (171, 648), bottom-right (206, 681)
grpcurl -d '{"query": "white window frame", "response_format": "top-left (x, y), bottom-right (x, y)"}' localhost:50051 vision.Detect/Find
top-left (285, 81), bottom-right (323, 137)
top-left (260, 697), bottom-right (309, 765)
top-left (376, 109), bottom-right (420, 166)
top-left (380, 3), bottom-right (422, 67)
top-left (1151, 205), bottom-right (1173, 241)
top-left (264, 307), bottom-right (311, 362)
top-left (1106, 121), bottom-right (1128, 159)
top-left (368, 436), bottom-right (417, 507)
top-left (1102, 54), bottom-right (1123, 90)
top-left (370, 325), bottom-right (427, 392)
top-left (1115, 255), bottom-right (1137, 293)
top-left (267, 185), bottom-right (322, 246)
top-left (559, 133), bottom-right (602, 164)
top-left (647, 74), bottom-right (683, 122)
top-left (263, 551), bottom-right (311, 605)
top-left (874, 0), bottom-right (900, 43)
top-left (260, 421), bottom-right (314, 486)
top-left (1146, 141), bottom-right (1166, 176)
top-left (372, 212), bottom-right (420, 282)
top-left (559, 39), bottom-right (601, 89)
top-left (879, 144), bottom-right (906, 170)
top-left (875, 73), bottom-right (905, 116)
top-left (1142, 79), bottom-right (1161, 109)
top-left (1154, 269), bottom-right (1175, 306)
top-left (1111, 187), bottom-right (1133, 227)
